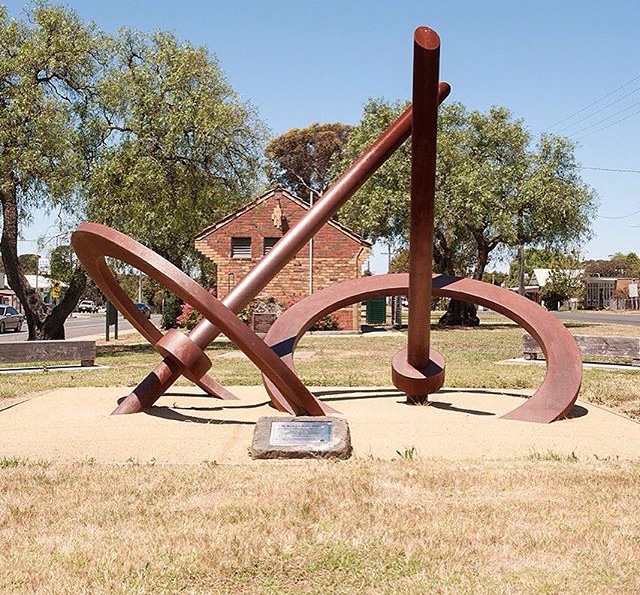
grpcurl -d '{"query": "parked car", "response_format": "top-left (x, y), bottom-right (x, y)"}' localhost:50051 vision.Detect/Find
top-left (0, 305), bottom-right (24, 333)
top-left (135, 302), bottom-right (152, 319)
top-left (78, 299), bottom-right (98, 313)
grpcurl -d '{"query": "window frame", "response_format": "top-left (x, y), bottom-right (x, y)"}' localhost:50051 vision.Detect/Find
top-left (230, 237), bottom-right (252, 258)
top-left (263, 237), bottom-right (280, 255)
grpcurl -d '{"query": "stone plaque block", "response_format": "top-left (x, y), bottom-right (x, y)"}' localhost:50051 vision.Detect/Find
top-left (250, 416), bottom-right (352, 460)
top-left (252, 312), bottom-right (278, 334)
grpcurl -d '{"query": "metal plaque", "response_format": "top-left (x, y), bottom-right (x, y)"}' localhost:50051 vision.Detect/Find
top-left (269, 420), bottom-right (333, 446)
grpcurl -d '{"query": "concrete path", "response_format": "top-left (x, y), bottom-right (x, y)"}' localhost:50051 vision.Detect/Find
top-left (1, 386), bottom-right (638, 464)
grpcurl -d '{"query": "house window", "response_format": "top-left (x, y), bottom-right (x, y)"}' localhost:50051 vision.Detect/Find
top-left (231, 237), bottom-right (251, 257)
top-left (263, 237), bottom-right (279, 255)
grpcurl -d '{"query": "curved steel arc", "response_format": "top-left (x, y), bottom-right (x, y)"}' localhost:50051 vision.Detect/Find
top-left (71, 223), bottom-right (326, 416)
top-left (262, 274), bottom-right (582, 423)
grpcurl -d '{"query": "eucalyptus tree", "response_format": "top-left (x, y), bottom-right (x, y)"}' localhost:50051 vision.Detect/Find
top-left (336, 98), bottom-right (596, 325)
top-left (0, 4), bottom-right (100, 338)
top-left (86, 29), bottom-right (266, 271)
top-left (265, 122), bottom-right (351, 198)
top-left (1, 5), bottom-right (267, 339)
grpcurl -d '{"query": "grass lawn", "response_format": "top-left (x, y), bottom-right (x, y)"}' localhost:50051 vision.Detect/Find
top-left (1, 457), bottom-right (639, 594)
top-left (1, 312), bottom-right (639, 593)
top-left (1, 311), bottom-right (639, 419)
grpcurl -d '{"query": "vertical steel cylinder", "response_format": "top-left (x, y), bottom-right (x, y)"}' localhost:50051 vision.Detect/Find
top-left (407, 26), bottom-right (440, 369)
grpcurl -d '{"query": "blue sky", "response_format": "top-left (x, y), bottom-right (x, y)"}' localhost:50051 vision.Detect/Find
top-left (6, 0), bottom-right (640, 272)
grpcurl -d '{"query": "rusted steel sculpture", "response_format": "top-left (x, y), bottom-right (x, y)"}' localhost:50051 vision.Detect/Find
top-left (72, 26), bottom-right (582, 423)
top-left (392, 27), bottom-right (445, 402)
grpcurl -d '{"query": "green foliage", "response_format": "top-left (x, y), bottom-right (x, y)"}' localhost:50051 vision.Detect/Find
top-left (0, 4), bottom-right (97, 210)
top-left (195, 255), bottom-right (217, 291)
top-left (336, 99), bottom-right (597, 281)
top-left (335, 99), bottom-right (412, 245)
top-left (584, 252), bottom-right (640, 278)
top-left (482, 270), bottom-right (508, 285)
top-left (540, 267), bottom-right (583, 310)
top-left (17, 254), bottom-right (40, 275)
top-left (266, 122), bottom-right (351, 197)
top-left (85, 28), bottom-right (266, 269)
top-left (0, 4), bottom-right (99, 338)
top-left (395, 446), bottom-right (418, 460)
top-left (176, 303), bottom-right (202, 330)
top-left (507, 247), bottom-right (563, 286)
top-left (49, 246), bottom-right (75, 281)
top-left (310, 314), bottom-right (341, 332)
top-left (389, 248), bottom-right (409, 273)
top-left (161, 293), bottom-right (180, 329)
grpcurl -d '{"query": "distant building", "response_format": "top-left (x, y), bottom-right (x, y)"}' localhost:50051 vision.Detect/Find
top-left (194, 187), bottom-right (371, 330)
top-left (584, 276), bottom-right (640, 310)
top-left (1, 273), bottom-right (62, 311)
top-left (521, 268), bottom-right (639, 310)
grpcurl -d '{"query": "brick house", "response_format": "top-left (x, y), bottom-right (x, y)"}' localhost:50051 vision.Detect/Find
top-left (194, 187), bottom-right (371, 330)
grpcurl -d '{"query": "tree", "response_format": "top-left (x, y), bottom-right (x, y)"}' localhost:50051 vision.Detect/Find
top-left (265, 122), bottom-right (351, 198)
top-left (540, 268), bottom-right (583, 311)
top-left (335, 99), bottom-right (476, 273)
top-left (506, 247), bottom-right (566, 287)
top-left (336, 99), bottom-right (413, 246)
top-left (86, 29), bottom-right (266, 271)
top-left (336, 98), bottom-right (596, 325)
top-left (49, 245), bottom-right (75, 282)
top-left (584, 252), bottom-right (640, 278)
top-left (17, 254), bottom-right (40, 276)
top-left (0, 4), bottom-right (98, 339)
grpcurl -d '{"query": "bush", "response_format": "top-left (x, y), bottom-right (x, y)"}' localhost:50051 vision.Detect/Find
top-left (176, 303), bottom-right (203, 330)
top-left (310, 314), bottom-right (341, 331)
top-left (161, 294), bottom-right (181, 329)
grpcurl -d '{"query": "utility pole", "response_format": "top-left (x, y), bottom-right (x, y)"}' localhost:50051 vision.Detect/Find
top-left (309, 190), bottom-right (314, 295)
top-left (518, 244), bottom-right (526, 295)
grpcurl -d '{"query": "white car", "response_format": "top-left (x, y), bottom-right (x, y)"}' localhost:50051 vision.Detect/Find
top-left (78, 300), bottom-right (98, 313)
top-left (0, 305), bottom-right (24, 333)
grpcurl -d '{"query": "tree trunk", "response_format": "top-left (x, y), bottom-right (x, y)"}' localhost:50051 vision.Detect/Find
top-left (438, 299), bottom-right (480, 327)
top-left (518, 244), bottom-right (526, 295)
top-left (1, 182), bottom-right (86, 340)
top-left (438, 231), bottom-right (491, 327)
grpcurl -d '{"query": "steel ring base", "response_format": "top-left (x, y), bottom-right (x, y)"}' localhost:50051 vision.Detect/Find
top-left (263, 273), bottom-right (582, 423)
top-left (391, 347), bottom-right (445, 402)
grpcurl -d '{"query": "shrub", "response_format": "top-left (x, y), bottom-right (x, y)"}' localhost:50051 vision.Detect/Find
top-left (161, 294), bottom-right (181, 329)
top-left (176, 303), bottom-right (203, 330)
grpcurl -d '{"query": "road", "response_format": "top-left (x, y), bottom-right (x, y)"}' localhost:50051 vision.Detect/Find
top-left (0, 313), bottom-right (161, 342)
top-left (2, 309), bottom-right (639, 343)
top-left (552, 310), bottom-right (640, 327)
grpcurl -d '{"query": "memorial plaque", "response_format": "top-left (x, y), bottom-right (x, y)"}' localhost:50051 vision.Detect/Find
top-left (252, 312), bottom-right (278, 334)
top-left (251, 416), bottom-right (352, 460)
top-left (269, 420), bottom-right (332, 446)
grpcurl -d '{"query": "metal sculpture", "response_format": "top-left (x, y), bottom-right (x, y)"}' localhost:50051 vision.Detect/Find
top-left (72, 26), bottom-right (582, 423)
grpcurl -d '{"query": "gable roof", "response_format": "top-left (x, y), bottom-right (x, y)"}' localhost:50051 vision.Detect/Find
top-left (194, 186), bottom-right (371, 248)
top-left (532, 268), bottom-right (584, 287)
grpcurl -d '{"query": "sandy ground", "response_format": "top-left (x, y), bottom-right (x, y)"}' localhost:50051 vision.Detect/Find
top-left (1, 385), bottom-right (638, 464)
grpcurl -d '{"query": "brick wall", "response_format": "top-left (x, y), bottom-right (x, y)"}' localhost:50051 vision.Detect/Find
top-left (195, 190), bottom-right (369, 330)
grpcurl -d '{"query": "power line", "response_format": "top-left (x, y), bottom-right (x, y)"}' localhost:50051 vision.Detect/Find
top-left (567, 98), bottom-right (640, 137)
top-left (579, 166), bottom-right (640, 174)
top-left (573, 106), bottom-right (640, 140)
top-left (597, 207), bottom-right (640, 220)
top-left (548, 72), bottom-right (640, 129)
top-left (555, 85), bottom-right (640, 134)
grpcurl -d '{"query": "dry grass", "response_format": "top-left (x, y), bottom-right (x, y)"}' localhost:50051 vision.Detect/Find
top-left (0, 457), bottom-right (638, 594)
top-left (1, 316), bottom-right (639, 593)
